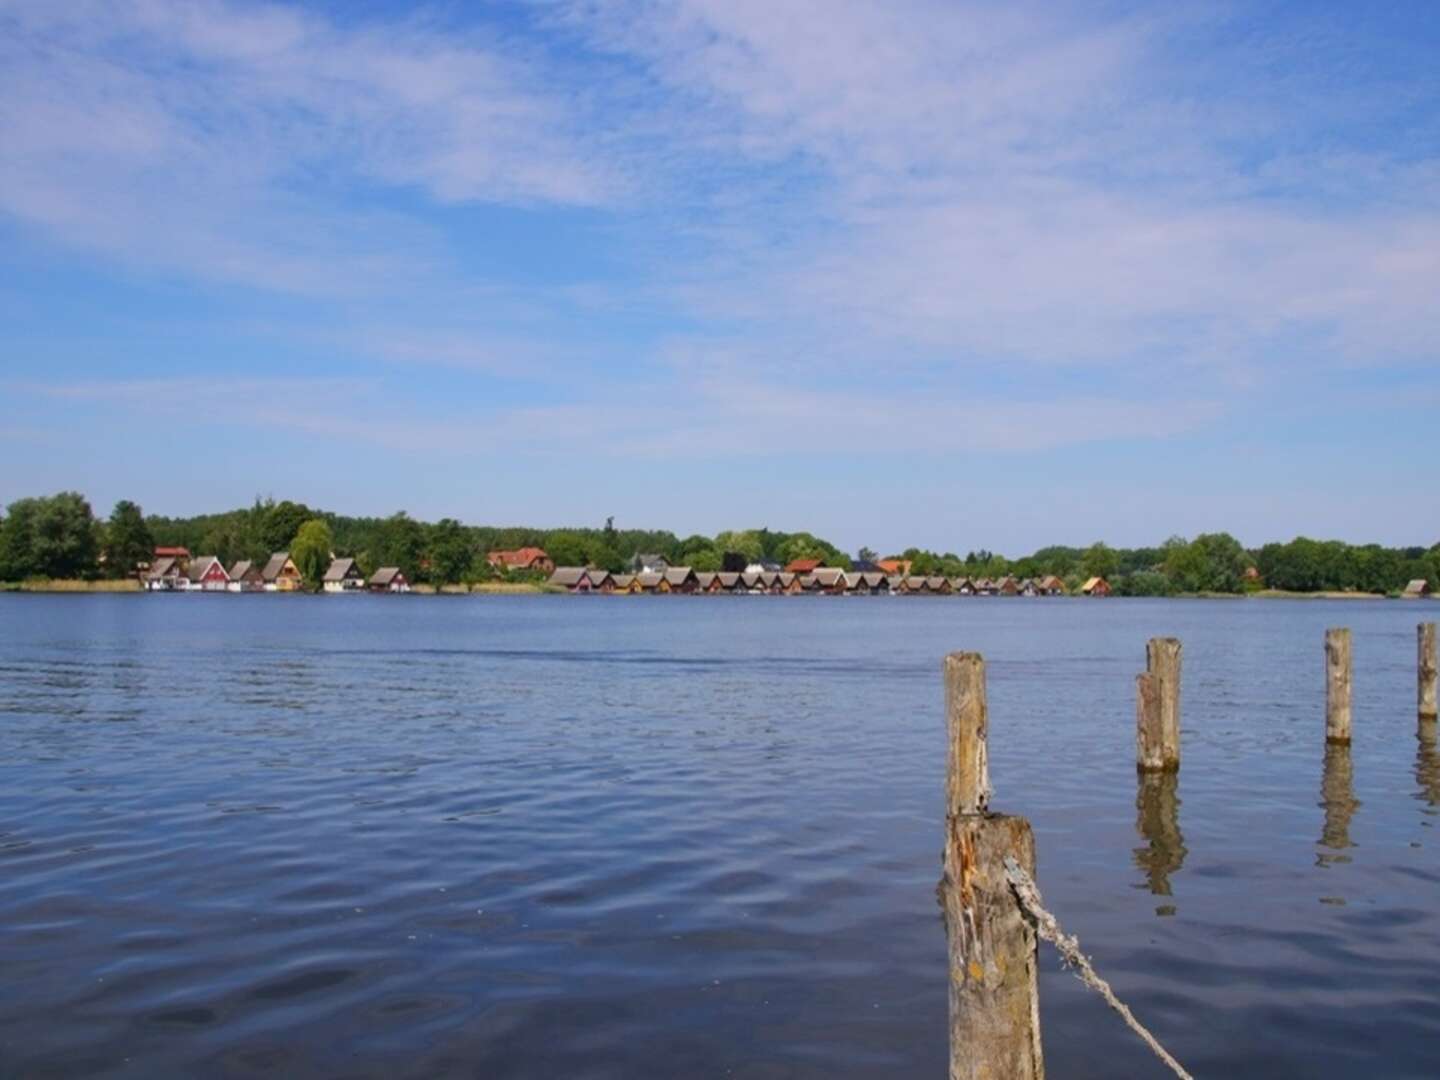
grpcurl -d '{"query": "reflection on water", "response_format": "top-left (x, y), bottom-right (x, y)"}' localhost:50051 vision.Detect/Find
top-left (1418, 721), bottom-right (1440, 814)
top-left (1318, 744), bottom-right (1360, 868)
top-left (1133, 771), bottom-right (1185, 904)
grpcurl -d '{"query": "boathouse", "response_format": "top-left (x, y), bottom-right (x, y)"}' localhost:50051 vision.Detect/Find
top-left (227, 560), bottom-right (265, 592)
top-left (262, 553), bottom-right (303, 591)
top-left (547, 567), bottom-right (591, 592)
top-left (1403, 579), bottom-right (1433, 599)
top-left (368, 567), bottom-right (410, 593)
top-left (323, 557), bottom-right (365, 592)
top-left (664, 567), bottom-right (699, 594)
top-left (144, 556), bottom-right (186, 591)
top-left (611, 573), bottom-right (638, 593)
top-left (186, 555), bottom-right (230, 592)
top-left (1081, 576), bottom-right (1112, 597)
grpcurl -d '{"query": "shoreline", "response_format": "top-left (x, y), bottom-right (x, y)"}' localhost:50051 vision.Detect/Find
top-left (2, 580), bottom-right (1429, 601)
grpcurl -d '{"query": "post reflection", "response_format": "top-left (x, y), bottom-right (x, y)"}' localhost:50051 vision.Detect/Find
top-left (1133, 771), bottom-right (1186, 900)
top-left (1417, 721), bottom-right (1440, 812)
top-left (1317, 744), bottom-right (1360, 868)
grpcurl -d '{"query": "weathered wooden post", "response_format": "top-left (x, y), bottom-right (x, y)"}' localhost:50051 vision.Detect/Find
top-left (1137, 638), bottom-right (1181, 771)
top-left (940, 652), bottom-right (1043, 1080)
top-left (1420, 623), bottom-right (1438, 721)
top-left (1325, 628), bottom-right (1353, 745)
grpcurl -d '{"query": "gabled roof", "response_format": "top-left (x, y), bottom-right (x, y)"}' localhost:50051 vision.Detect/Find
top-left (584, 569), bottom-right (612, 588)
top-left (663, 567), bottom-right (696, 586)
top-left (632, 553), bottom-right (669, 570)
top-left (147, 556), bottom-right (178, 579)
top-left (611, 573), bottom-right (636, 589)
top-left (490, 547), bottom-right (550, 569)
top-left (229, 559), bottom-right (254, 580)
top-left (1081, 576), bottom-right (1108, 593)
top-left (154, 546), bottom-right (190, 559)
top-left (187, 555), bottom-right (226, 583)
top-left (262, 552), bottom-right (294, 581)
top-left (740, 571), bottom-right (762, 588)
top-left (813, 568), bottom-right (846, 587)
top-left (717, 572), bottom-right (741, 587)
top-left (785, 557), bottom-right (822, 573)
top-left (324, 557), bottom-right (359, 582)
top-left (1403, 579), bottom-right (1432, 596)
top-left (635, 571), bottom-right (665, 589)
top-left (370, 566), bottom-right (405, 585)
top-left (548, 567), bottom-right (588, 587)
top-left (695, 571), bottom-right (719, 589)
top-left (926, 576), bottom-right (949, 590)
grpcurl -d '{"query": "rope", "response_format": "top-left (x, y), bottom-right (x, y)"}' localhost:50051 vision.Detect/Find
top-left (1002, 856), bottom-right (1194, 1080)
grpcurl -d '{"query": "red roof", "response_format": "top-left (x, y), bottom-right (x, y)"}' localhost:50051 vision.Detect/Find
top-left (488, 547), bottom-right (551, 569)
top-left (154, 546), bottom-right (190, 558)
top-left (785, 557), bottom-right (822, 573)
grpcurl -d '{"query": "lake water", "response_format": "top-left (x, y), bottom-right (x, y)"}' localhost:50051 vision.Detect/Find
top-left (1, 594), bottom-right (1437, 1078)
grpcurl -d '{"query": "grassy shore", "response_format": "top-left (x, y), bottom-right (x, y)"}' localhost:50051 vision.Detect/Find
top-left (0, 578), bottom-right (142, 593)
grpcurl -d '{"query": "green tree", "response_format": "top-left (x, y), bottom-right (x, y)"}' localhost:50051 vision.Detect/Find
top-left (689, 548), bottom-right (722, 572)
top-left (104, 500), bottom-right (153, 578)
top-left (427, 518), bottom-right (473, 584)
top-left (1080, 542), bottom-right (1120, 581)
top-left (290, 519), bottom-right (334, 589)
top-left (261, 499), bottom-right (313, 554)
top-left (714, 530), bottom-right (765, 562)
top-left (376, 512), bottom-right (426, 580)
top-left (7, 492), bottom-right (101, 579)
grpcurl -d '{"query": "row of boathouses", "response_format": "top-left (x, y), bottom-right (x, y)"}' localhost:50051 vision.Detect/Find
top-left (145, 549), bottom-right (412, 592)
top-left (546, 567), bottom-right (1114, 596)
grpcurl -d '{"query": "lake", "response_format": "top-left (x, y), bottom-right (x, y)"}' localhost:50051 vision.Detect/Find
top-left (1, 594), bottom-right (1437, 1077)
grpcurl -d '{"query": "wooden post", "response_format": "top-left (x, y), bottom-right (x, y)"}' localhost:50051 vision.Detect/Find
top-left (1325, 628), bottom-right (1352, 745)
top-left (1420, 623), bottom-right (1438, 721)
top-left (940, 653), bottom-right (1043, 1080)
top-left (945, 652), bottom-right (991, 814)
top-left (1137, 638), bottom-right (1181, 772)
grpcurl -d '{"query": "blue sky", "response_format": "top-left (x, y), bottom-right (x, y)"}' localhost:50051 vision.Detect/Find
top-left (1, 0), bottom-right (1437, 554)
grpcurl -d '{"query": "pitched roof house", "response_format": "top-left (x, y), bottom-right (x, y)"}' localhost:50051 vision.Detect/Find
top-left (262, 552), bottom-right (303, 591)
top-left (186, 555), bottom-right (230, 592)
top-left (785, 557), bottom-right (823, 574)
top-left (1039, 575), bottom-right (1067, 596)
top-left (226, 559), bottom-right (264, 592)
top-left (368, 567), bottom-right (410, 593)
top-left (634, 571), bottom-right (667, 593)
top-left (323, 557), bottom-right (366, 592)
top-left (1403, 579), bottom-right (1433, 598)
top-left (547, 567), bottom-right (592, 592)
top-left (145, 555), bottom-right (186, 591)
top-left (488, 547), bottom-right (554, 573)
top-left (610, 573), bottom-right (638, 593)
top-left (631, 553), bottom-right (670, 573)
top-left (1081, 576), bottom-right (1112, 597)
top-left (877, 558), bottom-right (912, 576)
top-left (663, 567), bottom-right (699, 593)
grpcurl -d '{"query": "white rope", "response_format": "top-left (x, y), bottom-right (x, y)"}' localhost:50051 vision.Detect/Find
top-left (1002, 856), bottom-right (1194, 1080)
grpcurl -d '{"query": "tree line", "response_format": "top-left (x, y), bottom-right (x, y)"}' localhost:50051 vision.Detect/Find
top-left (2, 491), bottom-right (1437, 596)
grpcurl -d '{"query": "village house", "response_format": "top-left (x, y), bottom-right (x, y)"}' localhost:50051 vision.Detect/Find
top-left (368, 567), bottom-right (410, 593)
top-left (630, 553), bottom-right (670, 573)
top-left (1081, 576), bottom-right (1112, 597)
top-left (785, 557), bottom-right (823, 575)
top-left (744, 560), bottom-right (782, 575)
top-left (876, 558), bottom-right (912, 577)
top-left (262, 552), bottom-right (303, 591)
top-left (227, 560), bottom-right (265, 592)
top-left (186, 555), bottom-right (230, 592)
top-left (151, 545), bottom-right (191, 570)
top-left (1039, 575), bottom-right (1067, 596)
top-left (144, 556), bottom-right (186, 591)
top-left (488, 547), bottom-right (554, 574)
top-left (1403, 579), bottom-right (1433, 599)
top-left (323, 557), bottom-right (366, 592)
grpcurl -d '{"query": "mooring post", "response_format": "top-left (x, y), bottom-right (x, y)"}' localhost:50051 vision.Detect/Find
top-left (1137, 638), bottom-right (1181, 772)
top-left (940, 652), bottom-right (1043, 1080)
top-left (1419, 623), bottom-right (1438, 722)
top-left (1325, 628), bottom-right (1353, 745)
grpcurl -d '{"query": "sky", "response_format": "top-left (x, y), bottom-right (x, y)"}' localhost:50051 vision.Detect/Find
top-left (1, 0), bottom-right (1437, 555)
